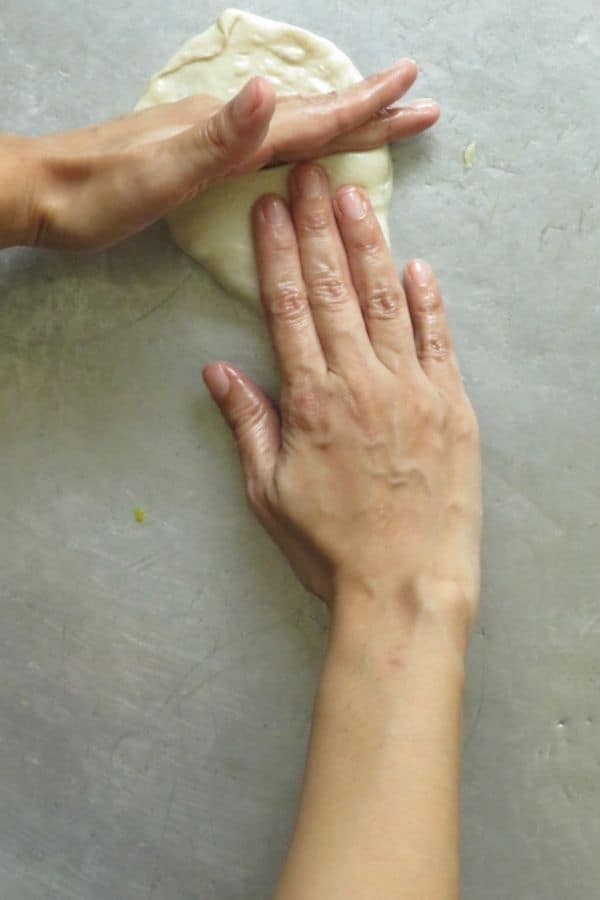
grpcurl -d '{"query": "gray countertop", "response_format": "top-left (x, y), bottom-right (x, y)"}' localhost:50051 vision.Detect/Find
top-left (1, 2), bottom-right (599, 898)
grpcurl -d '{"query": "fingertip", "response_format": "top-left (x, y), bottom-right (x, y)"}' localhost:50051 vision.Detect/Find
top-left (389, 58), bottom-right (419, 86)
top-left (289, 161), bottom-right (328, 199)
top-left (233, 76), bottom-right (276, 122)
top-left (406, 258), bottom-right (435, 288)
top-left (252, 193), bottom-right (290, 227)
top-left (334, 184), bottom-right (369, 221)
top-left (407, 99), bottom-right (441, 123)
top-left (253, 75), bottom-right (276, 110)
top-left (203, 362), bottom-right (231, 404)
top-left (386, 58), bottom-right (418, 76)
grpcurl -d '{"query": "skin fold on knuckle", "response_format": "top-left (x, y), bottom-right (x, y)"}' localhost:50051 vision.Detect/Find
top-left (417, 331), bottom-right (451, 364)
top-left (201, 113), bottom-right (231, 161)
top-left (298, 208), bottom-right (331, 235)
top-left (230, 395), bottom-right (269, 445)
top-left (414, 284), bottom-right (443, 315)
top-left (344, 219), bottom-right (382, 256)
top-left (307, 269), bottom-right (349, 308)
top-left (362, 283), bottom-right (402, 320)
top-left (353, 234), bottom-right (383, 257)
top-left (265, 280), bottom-right (308, 322)
top-left (259, 222), bottom-right (297, 253)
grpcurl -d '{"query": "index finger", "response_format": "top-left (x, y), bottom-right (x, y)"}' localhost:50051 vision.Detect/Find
top-left (253, 194), bottom-right (326, 383)
top-left (270, 60), bottom-right (418, 162)
top-left (320, 59), bottom-right (418, 134)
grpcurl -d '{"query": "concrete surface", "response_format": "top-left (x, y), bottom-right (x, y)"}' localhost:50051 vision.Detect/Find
top-left (1, 1), bottom-right (599, 898)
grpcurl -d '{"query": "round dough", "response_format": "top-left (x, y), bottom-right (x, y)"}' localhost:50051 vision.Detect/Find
top-left (137, 9), bottom-right (392, 308)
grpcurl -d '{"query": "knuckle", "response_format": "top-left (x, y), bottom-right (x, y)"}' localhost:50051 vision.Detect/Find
top-left (298, 208), bottom-right (330, 234)
top-left (284, 377), bottom-right (327, 434)
top-left (418, 331), bottom-right (451, 363)
top-left (414, 286), bottom-right (443, 315)
top-left (265, 281), bottom-right (308, 321)
top-left (412, 393), bottom-right (445, 430)
top-left (203, 114), bottom-right (230, 159)
top-left (351, 233), bottom-right (381, 256)
top-left (363, 284), bottom-right (402, 320)
top-left (231, 398), bottom-right (267, 440)
top-left (450, 404), bottom-right (480, 448)
top-left (308, 270), bottom-right (349, 307)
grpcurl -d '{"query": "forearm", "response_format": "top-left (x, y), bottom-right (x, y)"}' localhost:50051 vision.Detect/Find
top-left (0, 134), bottom-right (38, 249)
top-left (273, 587), bottom-right (470, 900)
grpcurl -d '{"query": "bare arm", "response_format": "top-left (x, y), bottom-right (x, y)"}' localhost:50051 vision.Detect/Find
top-left (203, 164), bottom-right (481, 898)
top-left (0, 62), bottom-right (437, 250)
top-left (275, 594), bottom-right (467, 900)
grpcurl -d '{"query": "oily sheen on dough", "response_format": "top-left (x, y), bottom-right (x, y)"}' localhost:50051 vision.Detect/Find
top-left (137, 9), bottom-right (392, 308)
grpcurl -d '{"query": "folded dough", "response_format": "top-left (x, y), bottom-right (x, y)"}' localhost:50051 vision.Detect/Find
top-left (137, 8), bottom-right (392, 308)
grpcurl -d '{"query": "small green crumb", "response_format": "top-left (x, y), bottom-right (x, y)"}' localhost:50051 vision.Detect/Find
top-left (134, 507), bottom-right (146, 524)
top-left (463, 141), bottom-right (477, 170)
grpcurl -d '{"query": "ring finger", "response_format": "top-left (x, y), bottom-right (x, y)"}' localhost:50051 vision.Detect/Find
top-left (334, 185), bottom-right (417, 371)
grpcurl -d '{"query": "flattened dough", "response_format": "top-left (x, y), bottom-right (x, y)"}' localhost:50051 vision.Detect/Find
top-left (137, 8), bottom-right (392, 308)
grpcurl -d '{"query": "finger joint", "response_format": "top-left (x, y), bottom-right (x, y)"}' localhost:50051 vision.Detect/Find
top-left (202, 114), bottom-right (230, 160)
top-left (418, 332), bottom-right (451, 363)
top-left (363, 284), bottom-right (403, 320)
top-left (265, 281), bottom-right (309, 322)
top-left (298, 209), bottom-right (330, 234)
top-left (414, 286), bottom-right (443, 315)
top-left (308, 271), bottom-right (349, 308)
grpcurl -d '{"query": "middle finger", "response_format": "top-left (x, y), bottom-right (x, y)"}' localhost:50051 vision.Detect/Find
top-left (290, 163), bottom-right (373, 370)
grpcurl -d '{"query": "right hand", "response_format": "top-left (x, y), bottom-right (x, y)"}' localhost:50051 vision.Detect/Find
top-left (203, 164), bottom-right (481, 629)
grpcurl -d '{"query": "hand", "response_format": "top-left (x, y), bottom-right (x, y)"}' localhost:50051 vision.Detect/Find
top-left (0, 60), bottom-right (438, 251)
top-left (203, 164), bottom-right (481, 628)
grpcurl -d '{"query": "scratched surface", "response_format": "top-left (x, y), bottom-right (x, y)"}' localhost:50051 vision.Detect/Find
top-left (1, 2), bottom-right (599, 898)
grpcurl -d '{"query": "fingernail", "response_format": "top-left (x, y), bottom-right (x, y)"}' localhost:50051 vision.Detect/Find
top-left (408, 98), bottom-right (437, 112)
top-left (233, 79), bottom-right (261, 119)
top-left (204, 365), bottom-right (230, 403)
top-left (409, 259), bottom-right (433, 287)
top-left (337, 187), bottom-right (367, 220)
top-left (299, 165), bottom-right (324, 200)
top-left (263, 195), bottom-right (288, 225)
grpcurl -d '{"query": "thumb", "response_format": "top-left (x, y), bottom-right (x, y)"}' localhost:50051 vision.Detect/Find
top-left (203, 362), bottom-right (280, 506)
top-left (172, 77), bottom-right (276, 185)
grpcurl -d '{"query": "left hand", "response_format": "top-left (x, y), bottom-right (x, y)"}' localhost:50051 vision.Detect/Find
top-left (203, 164), bottom-right (481, 624)
top-left (1, 60), bottom-right (438, 251)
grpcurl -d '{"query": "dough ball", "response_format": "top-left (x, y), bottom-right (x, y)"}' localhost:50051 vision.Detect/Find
top-left (137, 9), bottom-right (392, 308)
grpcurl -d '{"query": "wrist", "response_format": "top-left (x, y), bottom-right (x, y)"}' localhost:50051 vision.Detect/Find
top-left (329, 571), bottom-right (476, 666)
top-left (0, 135), bottom-right (42, 248)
